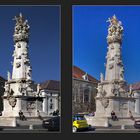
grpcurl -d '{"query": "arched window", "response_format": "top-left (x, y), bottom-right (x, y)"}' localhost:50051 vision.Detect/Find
top-left (83, 88), bottom-right (90, 103)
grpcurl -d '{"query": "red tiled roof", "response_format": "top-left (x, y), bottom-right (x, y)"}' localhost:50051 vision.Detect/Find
top-left (73, 65), bottom-right (99, 83)
top-left (131, 82), bottom-right (140, 91)
top-left (40, 80), bottom-right (60, 91)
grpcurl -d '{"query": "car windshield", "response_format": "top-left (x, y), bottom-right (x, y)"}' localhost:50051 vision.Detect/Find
top-left (73, 115), bottom-right (85, 121)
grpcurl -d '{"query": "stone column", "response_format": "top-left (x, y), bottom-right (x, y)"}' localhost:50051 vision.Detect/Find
top-left (54, 94), bottom-right (59, 111)
top-left (105, 15), bottom-right (124, 82)
top-left (12, 13), bottom-right (31, 81)
top-left (42, 91), bottom-right (48, 113)
top-left (134, 91), bottom-right (140, 114)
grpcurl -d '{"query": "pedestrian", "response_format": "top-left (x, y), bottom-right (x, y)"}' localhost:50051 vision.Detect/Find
top-left (129, 111), bottom-right (135, 121)
top-left (19, 110), bottom-right (26, 121)
top-left (37, 110), bottom-right (43, 120)
top-left (111, 111), bottom-right (118, 121)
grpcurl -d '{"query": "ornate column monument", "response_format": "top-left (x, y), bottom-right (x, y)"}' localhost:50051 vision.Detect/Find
top-left (91, 15), bottom-right (139, 127)
top-left (0, 13), bottom-right (47, 127)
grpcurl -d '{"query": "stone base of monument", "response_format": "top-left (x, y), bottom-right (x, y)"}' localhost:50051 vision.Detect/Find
top-left (0, 117), bottom-right (16, 127)
top-left (85, 116), bottom-right (110, 127)
top-left (0, 115), bottom-right (55, 128)
top-left (85, 116), bottom-right (140, 127)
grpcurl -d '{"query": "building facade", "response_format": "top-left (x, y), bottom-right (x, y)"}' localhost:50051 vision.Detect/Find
top-left (0, 76), bottom-right (6, 112)
top-left (130, 82), bottom-right (140, 114)
top-left (40, 80), bottom-right (60, 115)
top-left (72, 66), bottom-right (99, 114)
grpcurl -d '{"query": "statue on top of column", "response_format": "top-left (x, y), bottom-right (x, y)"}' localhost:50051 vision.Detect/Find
top-left (13, 13), bottom-right (30, 42)
top-left (106, 15), bottom-right (123, 44)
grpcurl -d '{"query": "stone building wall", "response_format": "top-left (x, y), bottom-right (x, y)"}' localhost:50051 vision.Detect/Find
top-left (72, 78), bottom-right (98, 114)
top-left (0, 77), bottom-right (6, 112)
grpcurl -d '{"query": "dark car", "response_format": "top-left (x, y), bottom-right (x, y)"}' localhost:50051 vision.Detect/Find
top-left (42, 116), bottom-right (60, 131)
top-left (134, 120), bottom-right (140, 130)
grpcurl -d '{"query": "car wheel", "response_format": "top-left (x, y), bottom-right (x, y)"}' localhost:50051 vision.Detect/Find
top-left (73, 126), bottom-right (77, 133)
top-left (88, 125), bottom-right (92, 131)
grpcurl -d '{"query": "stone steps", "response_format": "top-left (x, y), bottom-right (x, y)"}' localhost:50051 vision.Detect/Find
top-left (109, 118), bottom-right (135, 126)
top-left (85, 116), bottom-right (137, 127)
top-left (17, 119), bottom-right (42, 126)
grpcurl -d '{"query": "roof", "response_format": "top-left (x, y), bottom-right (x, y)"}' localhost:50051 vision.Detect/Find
top-left (73, 65), bottom-right (99, 83)
top-left (130, 82), bottom-right (140, 91)
top-left (40, 80), bottom-right (60, 91)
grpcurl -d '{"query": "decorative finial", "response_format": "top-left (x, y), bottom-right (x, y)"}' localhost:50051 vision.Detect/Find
top-left (82, 72), bottom-right (89, 81)
top-left (19, 12), bottom-right (22, 17)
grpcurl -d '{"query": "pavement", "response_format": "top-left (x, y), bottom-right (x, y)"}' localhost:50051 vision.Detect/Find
top-left (76, 126), bottom-right (140, 133)
top-left (0, 125), bottom-right (140, 133)
top-left (0, 124), bottom-right (60, 133)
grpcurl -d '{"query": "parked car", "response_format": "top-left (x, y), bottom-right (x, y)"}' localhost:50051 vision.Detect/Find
top-left (73, 114), bottom-right (90, 132)
top-left (134, 119), bottom-right (140, 130)
top-left (42, 116), bottom-right (60, 131)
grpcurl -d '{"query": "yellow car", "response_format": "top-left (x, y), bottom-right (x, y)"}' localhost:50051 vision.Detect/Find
top-left (73, 114), bottom-right (89, 132)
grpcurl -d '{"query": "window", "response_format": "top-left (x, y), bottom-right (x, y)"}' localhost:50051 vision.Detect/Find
top-left (73, 87), bottom-right (77, 102)
top-left (50, 103), bottom-right (53, 109)
top-left (73, 115), bottom-right (86, 121)
top-left (83, 88), bottom-right (90, 103)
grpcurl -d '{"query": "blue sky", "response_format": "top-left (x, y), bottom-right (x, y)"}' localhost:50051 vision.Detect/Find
top-left (0, 6), bottom-right (60, 83)
top-left (73, 6), bottom-right (140, 84)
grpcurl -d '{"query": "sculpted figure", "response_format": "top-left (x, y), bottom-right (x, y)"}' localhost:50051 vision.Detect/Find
top-left (82, 72), bottom-right (88, 81)
top-left (109, 63), bottom-right (114, 69)
top-left (129, 84), bottom-right (134, 97)
top-left (107, 15), bottom-right (123, 44)
top-left (17, 43), bottom-right (21, 48)
top-left (12, 50), bottom-right (17, 57)
top-left (13, 13), bottom-right (30, 42)
top-left (37, 84), bottom-right (41, 96)
top-left (97, 84), bottom-right (103, 97)
top-left (7, 71), bottom-right (11, 81)
top-left (26, 66), bottom-right (32, 79)
top-left (16, 55), bottom-right (21, 59)
top-left (16, 62), bottom-right (21, 68)
top-left (120, 67), bottom-right (124, 80)
top-left (18, 83), bottom-right (22, 92)
top-left (4, 82), bottom-right (10, 92)
top-left (8, 96), bottom-right (17, 108)
top-left (100, 73), bottom-right (104, 83)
